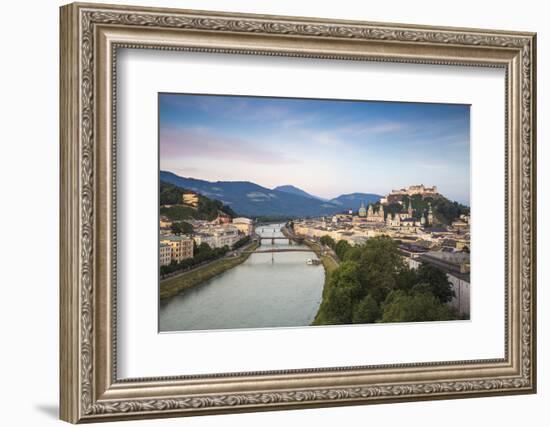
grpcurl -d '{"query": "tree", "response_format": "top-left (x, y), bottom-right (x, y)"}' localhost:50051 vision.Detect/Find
top-left (352, 294), bottom-right (380, 324)
top-left (320, 235), bottom-right (336, 249)
top-left (313, 236), bottom-right (460, 326)
top-left (232, 235), bottom-right (251, 250)
top-left (381, 290), bottom-right (456, 323)
top-left (334, 240), bottom-right (351, 260)
top-left (171, 221), bottom-right (193, 235)
top-left (353, 236), bottom-right (406, 302)
top-left (321, 261), bottom-right (361, 324)
top-left (416, 263), bottom-right (455, 303)
top-left (159, 181), bottom-right (236, 221)
top-left (395, 267), bottom-right (418, 292)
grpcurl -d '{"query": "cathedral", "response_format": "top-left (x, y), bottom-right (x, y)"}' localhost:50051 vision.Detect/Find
top-left (357, 201), bottom-right (384, 222)
top-left (386, 201), bottom-right (434, 229)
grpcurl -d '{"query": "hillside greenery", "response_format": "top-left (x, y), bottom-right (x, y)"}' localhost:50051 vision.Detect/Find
top-left (160, 181), bottom-right (236, 221)
top-left (313, 236), bottom-right (459, 325)
top-left (379, 194), bottom-right (469, 225)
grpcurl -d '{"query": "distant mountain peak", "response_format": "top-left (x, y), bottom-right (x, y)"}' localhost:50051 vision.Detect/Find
top-left (160, 171), bottom-right (382, 218)
top-left (273, 184), bottom-right (324, 200)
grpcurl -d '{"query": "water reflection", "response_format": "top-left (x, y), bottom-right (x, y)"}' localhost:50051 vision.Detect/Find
top-left (159, 223), bottom-right (324, 332)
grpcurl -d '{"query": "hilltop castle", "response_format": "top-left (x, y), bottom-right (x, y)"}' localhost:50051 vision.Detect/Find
top-left (382, 184), bottom-right (439, 205)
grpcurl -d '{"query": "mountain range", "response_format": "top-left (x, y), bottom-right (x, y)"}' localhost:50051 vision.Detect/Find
top-left (160, 170), bottom-right (382, 218)
top-left (273, 185), bottom-right (326, 201)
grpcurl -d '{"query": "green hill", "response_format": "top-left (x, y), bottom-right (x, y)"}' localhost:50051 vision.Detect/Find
top-left (160, 181), bottom-right (237, 222)
top-left (384, 194), bottom-right (469, 225)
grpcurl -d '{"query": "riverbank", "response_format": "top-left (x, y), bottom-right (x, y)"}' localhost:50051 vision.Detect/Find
top-left (295, 235), bottom-right (339, 325)
top-left (306, 242), bottom-right (338, 326)
top-left (160, 241), bottom-right (260, 300)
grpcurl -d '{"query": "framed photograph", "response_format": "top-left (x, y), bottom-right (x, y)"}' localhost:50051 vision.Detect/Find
top-left (60, 2), bottom-right (537, 423)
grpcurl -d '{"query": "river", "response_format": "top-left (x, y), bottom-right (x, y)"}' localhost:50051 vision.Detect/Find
top-left (159, 223), bottom-right (325, 332)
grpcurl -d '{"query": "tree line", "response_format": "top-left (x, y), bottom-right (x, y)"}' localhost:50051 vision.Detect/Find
top-left (313, 236), bottom-right (460, 325)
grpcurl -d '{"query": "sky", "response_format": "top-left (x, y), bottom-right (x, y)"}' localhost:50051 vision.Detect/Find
top-left (159, 93), bottom-right (470, 204)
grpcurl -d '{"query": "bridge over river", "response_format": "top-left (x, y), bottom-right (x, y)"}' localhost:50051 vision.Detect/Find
top-left (256, 232), bottom-right (304, 245)
top-left (243, 248), bottom-right (313, 254)
top-left (160, 222), bottom-right (325, 332)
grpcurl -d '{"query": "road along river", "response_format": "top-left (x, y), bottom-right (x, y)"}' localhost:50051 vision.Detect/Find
top-left (159, 223), bottom-right (325, 332)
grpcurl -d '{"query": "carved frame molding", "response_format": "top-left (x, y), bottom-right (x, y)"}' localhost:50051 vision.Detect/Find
top-left (60, 2), bottom-right (536, 423)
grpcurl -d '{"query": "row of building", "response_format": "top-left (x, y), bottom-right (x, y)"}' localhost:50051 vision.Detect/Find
top-left (159, 216), bottom-right (255, 266)
top-left (292, 198), bottom-right (471, 316)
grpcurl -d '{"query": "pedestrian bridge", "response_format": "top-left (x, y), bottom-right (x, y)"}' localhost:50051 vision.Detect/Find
top-left (258, 236), bottom-right (289, 240)
top-left (257, 236), bottom-right (304, 244)
top-left (243, 248), bottom-right (313, 254)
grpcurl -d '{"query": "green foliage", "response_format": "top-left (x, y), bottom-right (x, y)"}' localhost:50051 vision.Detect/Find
top-left (159, 181), bottom-right (236, 221)
top-left (314, 236), bottom-right (460, 326)
top-left (160, 205), bottom-right (197, 221)
top-left (352, 294), bottom-right (380, 324)
top-left (381, 290), bottom-right (457, 323)
top-left (432, 198), bottom-right (469, 225)
top-left (232, 235), bottom-right (251, 250)
top-left (399, 194), bottom-right (469, 225)
top-left (385, 202), bottom-right (404, 218)
top-left (334, 240), bottom-right (352, 260)
top-left (321, 261), bottom-right (361, 324)
top-left (159, 183), bottom-right (186, 205)
top-left (320, 235), bottom-right (336, 249)
top-left (416, 263), bottom-right (455, 303)
top-left (170, 221), bottom-right (193, 235)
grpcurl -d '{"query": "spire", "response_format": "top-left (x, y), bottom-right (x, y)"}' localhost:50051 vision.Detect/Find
top-left (358, 200), bottom-right (367, 217)
top-left (427, 202), bottom-right (434, 225)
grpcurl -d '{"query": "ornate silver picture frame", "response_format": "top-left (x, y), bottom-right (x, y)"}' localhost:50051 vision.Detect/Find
top-left (60, 2), bottom-right (536, 423)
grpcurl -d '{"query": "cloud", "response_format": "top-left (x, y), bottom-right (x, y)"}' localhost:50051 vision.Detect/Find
top-left (338, 121), bottom-right (407, 136)
top-left (160, 126), bottom-right (299, 165)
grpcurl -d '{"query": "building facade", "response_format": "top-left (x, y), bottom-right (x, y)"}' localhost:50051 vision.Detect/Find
top-left (182, 193), bottom-right (199, 207)
top-left (366, 204), bottom-right (385, 222)
top-left (193, 225), bottom-right (241, 249)
top-left (160, 235), bottom-right (194, 262)
top-left (232, 217), bottom-right (254, 235)
top-left (159, 243), bottom-right (172, 266)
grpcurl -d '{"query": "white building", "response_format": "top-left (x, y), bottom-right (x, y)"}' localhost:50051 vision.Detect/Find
top-left (232, 217), bottom-right (254, 235)
top-left (193, 225), bottom-right (241, 249)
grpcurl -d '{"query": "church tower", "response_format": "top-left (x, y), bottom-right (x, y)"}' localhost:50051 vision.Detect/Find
top-left (408, 200), bottom-right (414, 217)
top-left (358, 201), bottom-right (367, 217)
top-left (427, 203), bottom-right (434, 225)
